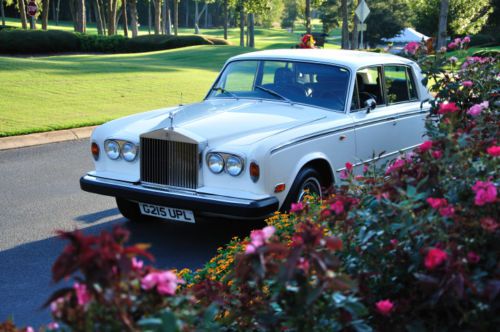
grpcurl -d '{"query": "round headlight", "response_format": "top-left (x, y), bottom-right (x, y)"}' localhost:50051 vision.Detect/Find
top-left (122, 142), bottom-right (138, 162)
top-left (104, 140), bottom-right (120, 160)
top-left (226, 155), bottom-right (243, 176)
top-left (208, 153), bottom-right (224, 174)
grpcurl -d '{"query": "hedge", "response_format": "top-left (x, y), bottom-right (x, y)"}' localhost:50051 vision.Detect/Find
top-left (0, 29), bottom-right (230, 54)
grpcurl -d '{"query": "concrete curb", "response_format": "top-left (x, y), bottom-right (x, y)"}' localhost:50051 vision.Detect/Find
top-left (0, 126), bottom-right (96, 151)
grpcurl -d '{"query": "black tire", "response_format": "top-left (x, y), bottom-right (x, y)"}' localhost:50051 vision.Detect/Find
top-left (116, 197), bottom-right (142, 221)
top-left (281, 167), bottom-right (323, 212)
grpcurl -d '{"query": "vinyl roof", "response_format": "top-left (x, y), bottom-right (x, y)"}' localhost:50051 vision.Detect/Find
top-left (229, 49), bottom-right (415, 69)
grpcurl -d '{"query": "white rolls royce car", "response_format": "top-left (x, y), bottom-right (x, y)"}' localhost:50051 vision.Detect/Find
top-left (81, 49), bottom-right (431, 223)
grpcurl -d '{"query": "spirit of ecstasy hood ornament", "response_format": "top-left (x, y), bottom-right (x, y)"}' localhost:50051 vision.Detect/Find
top-left (168, 111), bottom-right (175, 130)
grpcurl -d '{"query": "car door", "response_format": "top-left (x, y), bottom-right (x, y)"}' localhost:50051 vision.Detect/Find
top-left (349, 66), bottom-right (400, 165)
top-left (383, 65), bottom-right (427, 151)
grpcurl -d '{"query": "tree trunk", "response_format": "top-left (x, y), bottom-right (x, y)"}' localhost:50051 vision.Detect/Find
top-left (154, 0), bottom-right (161, 34)
top-left (223, 0), bottom-right (227, 40)
top-left (239, 7), bottom-right (244, 47)
top-left (352, 15), bottom-right (359, 49)
top-left (305, 0), bottom-right (311, 34)
top-left (55, 0), bottom-right (60, 25)
top-left (93, 0), bottom-right (103, 35)
top-left (185, 0), bottom-right (188, 27)
top-left (203, 2), bottom-right (207, 28)
top-left (148, 0), bottom-right (151, 34)
top-left (341, 0), bottom-right (349, 49)
top-left (107, 0), bottom-right (118, 35)
top-left (165, 0), bottom-right (171, 35)
top-left (69, 0), bottom-right (77, 29)
top-left (248, 13), bottom-right (254, 48)
top-left (161, 0), bottom-right (166, 34)
top-left (194, 0), bottom-right (199, 33)
top-left (173, 0), bottom-right (178, 35)
top-left (18, 0), bottom-right (28, 29)
top-left (129, 0), bottom-right (138, 37)
top-left (1, 0), bottom-right (5, 26)
top-left (75, 0), bottom-right (86, 33)
top-left (122, 0), bottom-right (128, 37)
top-left (41, 0), bottom-right (49, 30)
top-left (437, 0), bottom-right (449, 49)
top-left (98, 0), bottom-right (106, 34)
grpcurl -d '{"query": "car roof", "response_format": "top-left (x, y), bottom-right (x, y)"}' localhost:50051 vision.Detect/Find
top-left (229, 49), bottom-right (415, 70)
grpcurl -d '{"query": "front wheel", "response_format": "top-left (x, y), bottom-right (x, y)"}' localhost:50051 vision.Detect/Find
top-left (281, 167), bottom-right (323, 212)
top-left (116, 197), bottom-right (142, 221)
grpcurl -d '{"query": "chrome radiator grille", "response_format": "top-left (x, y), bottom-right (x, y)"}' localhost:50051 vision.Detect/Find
top-left (140, 137), bottom-right (199, 189)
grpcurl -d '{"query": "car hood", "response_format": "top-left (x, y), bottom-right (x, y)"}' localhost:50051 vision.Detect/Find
top-left (107, 99), bottom-right (330, 146)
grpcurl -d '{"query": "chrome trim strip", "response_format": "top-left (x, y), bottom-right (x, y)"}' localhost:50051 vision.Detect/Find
top-left (270, 109), bottom-right (428, 154)
top-left (84, 175), bottom-right (268, 206)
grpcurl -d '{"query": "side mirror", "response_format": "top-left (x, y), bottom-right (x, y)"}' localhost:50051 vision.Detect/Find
top-left (364, 98), bottom-right (376, 113)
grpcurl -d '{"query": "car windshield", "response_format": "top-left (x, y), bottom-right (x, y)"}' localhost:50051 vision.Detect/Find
top-left (207, 60), bottom-right (350, 111)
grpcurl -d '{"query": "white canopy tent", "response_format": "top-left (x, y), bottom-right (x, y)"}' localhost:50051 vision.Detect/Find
top-left (382, 28), bottom-right (430, 44)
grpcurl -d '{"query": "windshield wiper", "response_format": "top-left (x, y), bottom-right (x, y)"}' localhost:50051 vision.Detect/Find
top-left (255, 85), bottom-right (292, 103)
top-left (212, 86), bottom-right (237, 98)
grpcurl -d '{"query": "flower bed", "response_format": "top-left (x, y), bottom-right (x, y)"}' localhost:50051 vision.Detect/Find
top-left (2, 42), bottom-right (498, 331)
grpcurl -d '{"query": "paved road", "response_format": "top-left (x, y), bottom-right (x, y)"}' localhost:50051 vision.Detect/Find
top-left (0, 140), bottom-right (263, 328)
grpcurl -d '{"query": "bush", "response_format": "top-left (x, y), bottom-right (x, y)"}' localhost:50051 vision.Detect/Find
top-left (473, 49), bottom-right (500, 59)
top-left (0, 30), bottom-right (80, 53)
top-left (468, 33), bottom-right (500, 47)
top-left (0, 30), bottom-right (230, 54)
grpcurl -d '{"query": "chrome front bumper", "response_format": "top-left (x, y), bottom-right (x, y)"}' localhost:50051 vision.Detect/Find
top-left (80, 175), bottom-right (279, 219)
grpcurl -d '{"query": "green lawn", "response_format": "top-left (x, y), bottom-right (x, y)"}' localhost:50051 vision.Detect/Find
top-left (0, 16), bottom-right (343, 137)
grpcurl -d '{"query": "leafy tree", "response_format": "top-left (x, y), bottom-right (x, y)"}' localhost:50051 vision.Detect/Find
top-left (319, 0), bottom-right (340, 34)
top-left (281, 0), bottom-right (300, 31)
top-left (364, 0), bottom-right (410, 47)
top-left (411, 0), bottom-right (493, 37)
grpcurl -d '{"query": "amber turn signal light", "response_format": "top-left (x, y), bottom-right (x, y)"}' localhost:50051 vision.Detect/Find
top-left (274, 183), bottom-right (286, 193)
top-left (249, 162), bottom-right (260, 182)
top-left (91, 142), bottom-right (100, 161)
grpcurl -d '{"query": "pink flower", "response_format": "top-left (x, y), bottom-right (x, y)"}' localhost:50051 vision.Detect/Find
top-left (390, 239), bottom-right (398, 247)
top-left (438, 102), bottom-right (459, 114)
top-left (486, 145), bottom-right (500, 157)
top-left (426, 197), bottom-right (448, 209)
top-left (404, 41), bottom-right (420, 55)
top-left (290, 202), bottom-right (304, 213)
top-left (449, 56), bottom-right (458, 64)
top-left (26, 327), bottom-right (35, 332)
top-left (461, 80), bottom-right (473, 87)
top-left (339, 169), bottom-right (349, 180)
top-left (481, 217), bottom-right (498, 232)
top-left (472, 180), bottom-right (497, 206)
top-left (47, 322), bottom-right (59, 330)
top-left (467, 251), bottom-right (480, 264)
top-left (454, 37), bottom-right (462, 45)
top-left (74, 282), bottom-right (91, 307)
top-left (141, 270), bottom-right (184, 295)
top-left (345, 162), bottom-right (353, 171)
top-left (363, 164), bottom-right (369, 173)
top-left (375, 299), bottom-right (394, 316)
top-left (448, 42), bottom-right (458, 50)
top-left (439, 205), bottom-right (455, 217)
top-left (425, 248), bottom-right (448, 270)
top-left (330, 200), bottom-right (344, 215)
top-left (432, 150), bottom-right (443, 159)
top-left (467, 101), bottom-right (489, 116)
top-left (297, 257), bottom-right (310, 272)
top-left (419, 140), bottom-right (433, 153)
top-left (245, 226), bottom-right (275, 254)
top-left (385, 158), bottom-right (406, 174)
top-left (132, 257), bottom-right (144, 270)
top-left (462, 36), bottom-right (471, 44)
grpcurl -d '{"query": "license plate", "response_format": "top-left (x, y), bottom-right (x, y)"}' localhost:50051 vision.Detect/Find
top-left (139, 203), bottom-right (195, 223)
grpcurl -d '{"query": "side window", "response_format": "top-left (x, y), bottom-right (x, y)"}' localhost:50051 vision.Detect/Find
top-left (355, 66), bottom-right (384, 109)
top-left (384, 65), bottom-right (418, 104)
top-left (221, 61), bottom-right (258, 92)
top-left (351, 80), bottom-right (360, 110)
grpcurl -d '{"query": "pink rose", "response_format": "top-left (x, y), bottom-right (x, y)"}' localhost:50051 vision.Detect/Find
top-left (404, 42), bottom-right (420, 55)
top-left (472, 180), bottom-right (497, 206)
top-left (486, 145), bottom-right (500, 157)
top-left (461, 80), bottom-right (473, 87)
top-left (454, 37), bottom-right (462, 45)
top-left (339, 169), bottom-right (349, 180)
top-left (426, 197), bottom-right (448, 209)
top-left (432, 150), bottom-right (443, 159)
top-left (385, 158), bottom-right (406, 174)
top-left (330, 200), bottom-right (344, 215)
top-left (462, 36), bottom-right (471, 44)
top-left (246, 226), bottom-right (275, 253)
top-left (439, 205), bottom-right (455, 217)
top-left (425, 248), bottom-right (448, 270)
top-left (141, 270), bottom-right (184, 295)
top-left (345, 162), bottom-right (353, 171)
top-left (363, 164), bottom-right (369, 173)
top-left (419, 140), bottom-right (433, 153)
top-left (438, 102), bottom-right (459, 114)
top-left (481, 217), bottom-right (498, 232)
top-left (467, 101), bottom-right (489, 116)
top-left (74, 282), bottom-right (91, 307)
top-left (290, 202), bottom-right (304, 213)
top-left (390, 239), bottom-right (398, 247)
top-left (297, 257), bottom-right (310, 272)
top-left (375, 299), bottom-right (394, 316)
top-left (448, 42), bottom-right (457, 50)
top-left (132, 257), bottom-right (144, 270)
top-left (467, 251), bottom-right (480, 264)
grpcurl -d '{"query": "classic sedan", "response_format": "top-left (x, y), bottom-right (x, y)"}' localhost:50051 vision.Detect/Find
top-left (81, 49), bottom-right (431, 223)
